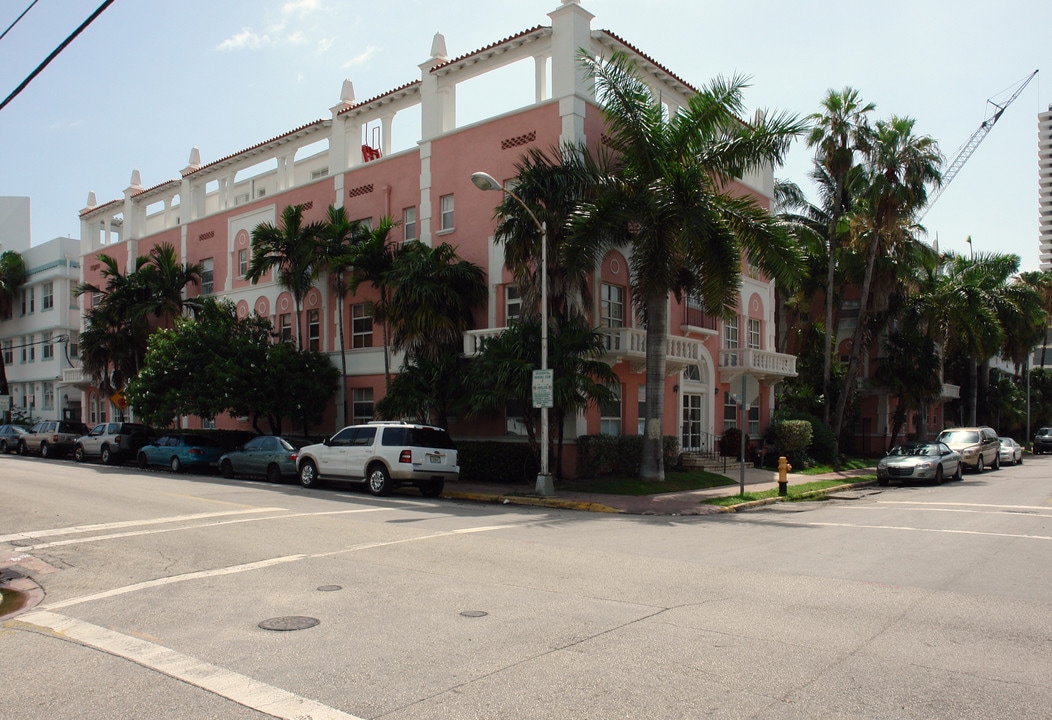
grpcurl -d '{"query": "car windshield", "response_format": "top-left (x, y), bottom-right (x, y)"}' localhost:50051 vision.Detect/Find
top-left (999, 438), bottom-right (1014, 446)
top-left (889, 444), bottom-right (939, 457)
top-left (939, 430), bottom-right (979, 444)
top-left (1037, 428), bottom-right (1052, 437)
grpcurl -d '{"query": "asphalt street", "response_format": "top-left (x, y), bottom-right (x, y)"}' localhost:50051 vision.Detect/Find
top-left (2, 453), bottom-right (1051, 719)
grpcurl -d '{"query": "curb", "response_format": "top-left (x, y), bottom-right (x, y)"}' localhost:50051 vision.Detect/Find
top-left (443, 491), bottom-right (624, 514)
top-left (714, 479), bottom-right (879, 512)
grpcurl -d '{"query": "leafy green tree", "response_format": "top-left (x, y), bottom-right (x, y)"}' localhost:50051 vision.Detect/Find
top-left (573, 50), bottom-right (807, 481)
top-left (346, 217), bottom-right (400, 389)
top-left (246, 204), bottom-right (323, 349)
top-left (832, 116), bottom-right (942, 447)
top-left (0, 250), bottom-right (27, 398)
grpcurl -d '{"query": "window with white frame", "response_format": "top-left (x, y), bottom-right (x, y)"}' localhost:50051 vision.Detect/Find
top-left (354, 216), bottom-right (373, 231)
top-left (600, 383), bottom-right (623, 435)
top-left (637, 385), bottom-right (646, 435)
top-left (723, 391), bottom-right (738, 429)
top-left (278, 314), bottom-right (292, 343)
top-left (27, 336), bottom-right (34, 362)
top-left (43, 382), bottom-right (54, 409)
top-left (308, 309), bottom-right (320, 352)
top-left (747, 318), bottom-right (761, 349)
top-left (42, 282), bottom-right (54, 311)
top-left (352, 303), bottom-right (372, 348)
top-left (201, 258), bottom-right (214, 295)
top-left (42, 331), bottom-right (53, 361)
top-left (748, 403), bottom-right (759, 437)
top-left (238, 249), bottom-right (248, 278)
top-left (352, 388), bottom-right (374, 424)
top-left (1, 340), bottom-right (10, 365)
top-left (504, 399), bottom-right (528, 436)
top-left (601, 283), bottom-right (624, 328)
top-left (724, 316), bottom-right (739, 348)
top-left (440, 194), bottom-right (454, 231)
top-left (403, 207), bottom-right (417, 242)
top-left (20, 338), bottom-right (27, 363)
top-left (506, 285), bottom-right (521, 322)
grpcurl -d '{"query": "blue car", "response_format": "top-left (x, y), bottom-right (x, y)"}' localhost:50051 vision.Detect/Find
top-left (136, 434), bottom-right (226, 473)
top-left (219, 435), bottom-right (305, 483)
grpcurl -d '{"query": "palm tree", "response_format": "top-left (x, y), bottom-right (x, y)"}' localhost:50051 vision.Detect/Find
top-left (0, 250), bottom-right (27, 398)
top-left (573, 50), bottom-right (807, 482)
top-left (246, 204), bottom-right (323, 349)
top-left (318, 205), bottom-right (369, 423)
top-left (831, 116), bottom-right (941, 447)
top-left (807, 89), bottom-right (875, 424)
top-left (346, 218), bottom-right (399, 389)
top-left (137, 242), bottom-right (203, 326)
top-left (1019, 270), bottom-right (1052, 368)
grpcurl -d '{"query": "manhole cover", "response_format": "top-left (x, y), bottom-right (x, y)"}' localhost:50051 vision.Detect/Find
top-left (258, 616), bottom-right (320, 631)
top-left (459, 610), bottom-right (488, 618)
top-left (317, 585), bottom-right (342, 592)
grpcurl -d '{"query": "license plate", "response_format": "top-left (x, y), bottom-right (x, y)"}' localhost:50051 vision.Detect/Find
top-left (428, 454), bottom-right (441, 463)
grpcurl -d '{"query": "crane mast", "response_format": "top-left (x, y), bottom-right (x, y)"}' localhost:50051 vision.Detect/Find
top-left (921, 69), bottom-right (1038, 220)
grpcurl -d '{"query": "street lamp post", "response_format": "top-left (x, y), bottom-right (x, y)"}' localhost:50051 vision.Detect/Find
top-left (471, 171), bottom-right (554, 496)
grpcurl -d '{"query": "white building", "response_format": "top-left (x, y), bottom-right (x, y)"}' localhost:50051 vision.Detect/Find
top-left (0, 198), bottom-right (83, 424)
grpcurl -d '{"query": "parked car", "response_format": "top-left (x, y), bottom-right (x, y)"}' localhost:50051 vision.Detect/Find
top-left (296, 421), bottom-right (459, 496)
top-left (877, 441), bottom-right (963, 486)
top-left (998, 437), bottom-right (1023, 466)
top-left (136, 434), bottom-right (226, 473)
top-left (219, 435), bottom-right (305, 482)
top-left (1033, 426), bottom-right (1052, 454)
top-left (936, 426), bottom-right (1001, 473)
top-left (74, 422), bottom-right (157, 465)
top-left (0, 424), bottom-right (28, 454)
top-left (18, 420), bottom-right (90, 458)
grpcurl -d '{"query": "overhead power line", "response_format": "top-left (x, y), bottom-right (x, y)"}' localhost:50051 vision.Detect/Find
top-left (0, 0), bottom-right (116, 113)
top-left (0, 0), bottom-right (41, 43)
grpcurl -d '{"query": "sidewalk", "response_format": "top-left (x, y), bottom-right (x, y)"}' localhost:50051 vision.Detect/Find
top-left (442, 466), bottom-right (877, 516)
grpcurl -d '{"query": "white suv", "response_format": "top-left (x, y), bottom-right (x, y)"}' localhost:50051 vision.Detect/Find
top-left (296, 421), bottom-right (459, 496)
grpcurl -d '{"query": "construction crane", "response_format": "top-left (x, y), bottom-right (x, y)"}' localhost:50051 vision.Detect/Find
top-left (921, 69), bottom-right (1038, 220)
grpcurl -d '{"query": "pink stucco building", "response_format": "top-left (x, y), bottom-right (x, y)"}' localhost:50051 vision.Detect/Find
top-left (73, 0), bottom-right (797, 469)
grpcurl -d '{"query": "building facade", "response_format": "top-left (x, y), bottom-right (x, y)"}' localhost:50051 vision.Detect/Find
top-left (74, 1), bottom-right (796, 466)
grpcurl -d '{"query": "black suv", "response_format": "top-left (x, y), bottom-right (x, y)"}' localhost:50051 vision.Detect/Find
top-left (1033, 427), bottom-right (1052, 455)
top-left (19, 420), bottom-right (90, 458)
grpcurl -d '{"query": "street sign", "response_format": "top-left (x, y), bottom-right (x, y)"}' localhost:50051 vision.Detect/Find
top-left (0, 395), bottom-right (10, 411)
top-left (531, 369), bottom-right (553, 409)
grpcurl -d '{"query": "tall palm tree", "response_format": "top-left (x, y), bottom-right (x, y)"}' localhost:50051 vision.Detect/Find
top-left (807, 89), bottom-right (875, 424)
top-left (1019, 270), bottom-right (1052, 368)
top-left (317, 205), bottom-right (369, 422)
top-left (831, 116), bottom-right (941, 447)
top-left (346, 218), bottom-right (399, 389)
top-left (0, 250), bottom-right (27, 398)
top-left (137, 242), bottom-right (203, 326)
top-left (246, 204), bottom-right (323, 349)
top-left (573, 50), bottom-right (807, 482)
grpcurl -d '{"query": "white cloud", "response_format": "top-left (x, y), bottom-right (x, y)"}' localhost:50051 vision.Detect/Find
top-left (342, 46), bottom-right (378, 69)
top-left (282, 0), bottom-right (320, 15)
top-left (217, 29), bottom-right (272, 51)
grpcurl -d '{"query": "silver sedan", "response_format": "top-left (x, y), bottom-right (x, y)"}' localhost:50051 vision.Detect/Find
top-left (877, 441), bottom-right (963, 486)
top-left (999, 437), bottom-right (1023, 466)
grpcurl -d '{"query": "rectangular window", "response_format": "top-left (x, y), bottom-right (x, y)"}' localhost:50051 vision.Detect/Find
top-left (352, 303), bottom-right (373, 348)
top-left (42, 282), bottom-right (54, 311)
top-left (279, 314), bottom-right (292, 343)
top-left (723, 391), bottom-right (738, 430)
top-left (43, 382), bottom-right (54, 410)
top-left (600, 383), bottom-right (623, 435)
top-left (308, 309), bottom-right (320, 352)
top-left (601, 283), bottom-right (624, 328)
top-left (201, 258), bottom-right (214, 295)
top-left (238, 249), bottom-right (248, 278)
top-left (28, 338), bottom-right (35, 362)
top-left (637, 385), bottom-right (646, 436)
top-left (2, 341), bottom-right (11, 365)
top-left (42, 332), bottom-right (53, 361)
top-left (440, 194), bottom-right (454, 231)
top-left (748, 318), bottom-right (761, 350)
top-left (748, 403), bottom-right (759, 437)
top-left (506, 285), bottom-right (521, 322)
top-left (504, 399), bottom-right (528, 436)
top-left (20, 289), bottom-right (27, 315)
top-left (20, 341), bottom-right (27, 364)
top-left (92, 291), bottom-right (101, 308)
top-left (724, 316), bottom-right (739, 348)
top-left (28, 288), bottom-right (34, 314)
top-left (352, 388), bottom-right (374, 424)
top-left (354, 216), bottom-right (373, 231)
top-left (403, 207), bottom-right (417, 242)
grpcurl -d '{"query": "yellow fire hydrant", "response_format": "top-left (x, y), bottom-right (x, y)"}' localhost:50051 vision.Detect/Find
top-left (778, 456), bottom-right (791, 496)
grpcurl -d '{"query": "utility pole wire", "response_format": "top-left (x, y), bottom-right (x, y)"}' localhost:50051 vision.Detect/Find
top-left (0, 0), bottom-right (116, 113)
top-left (0, 0), bottom-right (41, 43)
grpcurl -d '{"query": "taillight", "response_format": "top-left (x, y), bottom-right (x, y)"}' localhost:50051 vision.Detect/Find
top-left (188, 448), bottom-right (203, 456)
top-left (399, 449), bottom-right (412, 464)
top-left (114, 435), bottom-right (123, 444)
top-left (51, 435), bottom-right (60, 442)
top-left (289, 453), bottom-right (298, 462)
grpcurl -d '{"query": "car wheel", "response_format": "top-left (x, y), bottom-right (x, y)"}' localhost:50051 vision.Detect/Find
top-left (367, 464), bottom-right (393, 496)
top-left (975, 456), bottom-right (984, 473)
top-left (953, 463), bottom-right (963, 481)
top-left (933, 466), bottom-right (944, 485)
top-left (170, 456), bottom-right (182, 473)
top-left (101, 445), bottom-right (113, 465)
top-left (74, 445), bottom-right (86, 463)
top-left (992, 453), bottom-right (1000, 471)
top-left (299, 460), bottom-right (319, 488)
top-left (39, 441), bottom-right (52, 458)
top-left (19, 441), bottom-right (28, 456)
top-left (877, 477), bottom-right (889, 487)
top-left (137, 452), bottom-right (149, 469)
top-left (0, 439), bottom-right (7, 454)
top-left (1017, 455), bottom-right (1023, 465)
top-left (419, 479), bottom-right (444, 498)
top-left (266, 463), bottom-right (282, 484)
top-left (220, 459), bottom-right (234, 479)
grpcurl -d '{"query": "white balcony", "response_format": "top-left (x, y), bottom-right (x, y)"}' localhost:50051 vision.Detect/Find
top-left (941, 383), bottom-right (960, 400)
top-left (718, 348), bottom-right (797, 384)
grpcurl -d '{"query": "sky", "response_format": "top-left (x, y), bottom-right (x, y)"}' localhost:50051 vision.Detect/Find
top-left (1, 0), bottom-right (1050, 271)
